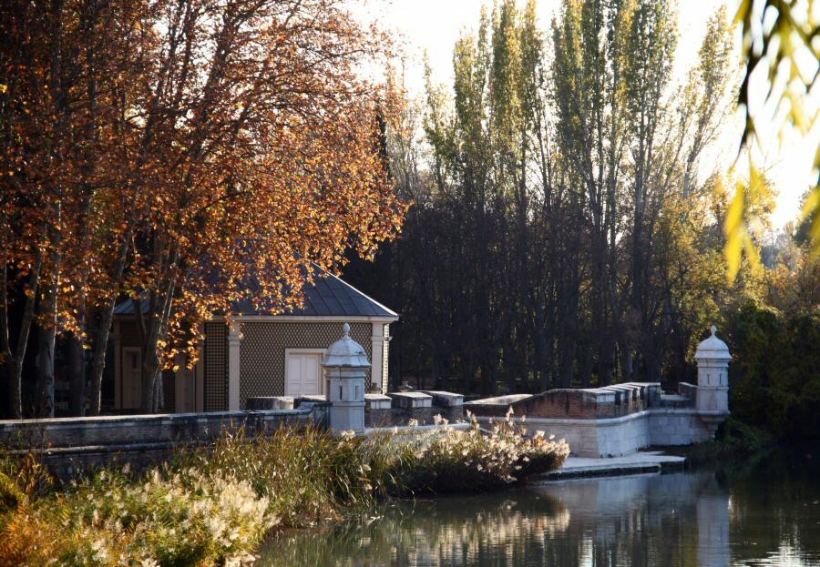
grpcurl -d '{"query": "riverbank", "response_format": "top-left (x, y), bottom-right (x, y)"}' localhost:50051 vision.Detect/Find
top-left (0, 417), bottom-right (568, 566)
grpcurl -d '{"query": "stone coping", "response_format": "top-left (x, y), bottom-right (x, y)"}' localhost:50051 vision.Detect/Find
top-left (0, 407), bottom-right (314, 429)
top-left (387, 391), bottom-right (433, 408)
top-left (477, 407), bottom-right (728, 427)
top-left (6, 441), bottom-right (182, 457)
top-left (364, 393), bottom-right (393, 410)
top-left (421, 390), bottom-right (464, 407)
top-left (0, 407), bottom-right (323, 450)
top-left (466, 382), bottom-right (670, 420)
top-left (463, 394), bottom-right (533, 406)
top-left (296, 395), bottom-right (328, 407)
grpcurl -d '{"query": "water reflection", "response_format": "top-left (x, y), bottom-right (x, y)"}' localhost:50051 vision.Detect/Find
top-left (258, 448), bottom-right (820, 566)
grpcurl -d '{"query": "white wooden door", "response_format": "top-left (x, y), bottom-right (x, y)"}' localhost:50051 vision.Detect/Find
top-left (121, 347), bottom-right (142, 409)
top-left (285, 351), bottom-right (323, 397)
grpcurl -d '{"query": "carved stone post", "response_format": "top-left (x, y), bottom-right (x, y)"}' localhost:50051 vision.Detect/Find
top-left (323, 323), bottom-right (369, 432)
top-left (694, 326), bottom-right (731, 416)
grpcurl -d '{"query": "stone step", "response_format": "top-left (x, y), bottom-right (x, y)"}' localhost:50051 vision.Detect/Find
top-left (541, 452), bottom-right (686, 480)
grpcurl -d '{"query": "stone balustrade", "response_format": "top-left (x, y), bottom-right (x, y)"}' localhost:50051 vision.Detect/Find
top-left (465, 382), bottom-right (662, 419)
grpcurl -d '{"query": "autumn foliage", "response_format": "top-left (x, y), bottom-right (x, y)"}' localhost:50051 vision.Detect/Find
top-left (0, 0), bottom-right (406, 415)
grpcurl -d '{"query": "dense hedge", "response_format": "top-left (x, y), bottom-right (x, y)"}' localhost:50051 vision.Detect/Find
top-left (725, 301), bottom-right (820, 440)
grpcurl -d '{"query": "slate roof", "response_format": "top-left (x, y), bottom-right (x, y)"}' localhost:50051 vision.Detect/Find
top-left (114, 271), bottom-right (398, 319)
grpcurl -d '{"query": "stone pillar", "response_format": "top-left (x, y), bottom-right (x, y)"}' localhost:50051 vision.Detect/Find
top-left (694, 326), bottom-right (731, 415)
top-left (227, 321), bottom-right (242, 411)
top-left (323, 323), bottom-right (369, 432)
top-left (370, 323), bottom-right (386, 392)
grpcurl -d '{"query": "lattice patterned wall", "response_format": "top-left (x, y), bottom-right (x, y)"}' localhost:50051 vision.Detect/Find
top-left (204, 323), bottom-right (227, 411)
top-left (239, 321), bottom-right (371, 407)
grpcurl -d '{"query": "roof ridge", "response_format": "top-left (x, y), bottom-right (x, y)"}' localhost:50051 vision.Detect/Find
top-left (321, 269), bottom-right (399, 318)
top-left (114, 265), bottom-right (399, 319)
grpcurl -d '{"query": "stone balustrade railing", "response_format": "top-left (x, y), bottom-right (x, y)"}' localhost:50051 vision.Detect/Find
top-left (464, 382), bottom-right (664, 419)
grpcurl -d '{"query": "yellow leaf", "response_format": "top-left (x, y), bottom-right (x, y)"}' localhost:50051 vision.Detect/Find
top-left (803, 187), bottom-right (820, 257)
top-left (724, 173), bottom-right (750, 283)
top-left (748, 164), bottom-right (765, 197)
top-left (733, 0), bottom-right (751, 27)
top-left (801, 187), bottom-right (819, 219)
top-left (724, 183), bottom-right (745, 238)
top-left (724, 231), bottom-right (743, 283)
top-left (0, 84), bottom-right (6, 94)
top-left (742, 233), bottom-right (760, 272)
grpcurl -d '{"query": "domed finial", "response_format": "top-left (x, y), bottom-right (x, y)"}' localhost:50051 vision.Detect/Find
top-left (342, 322), bottom-right (350, 337)
top-left (710, 325), bottom-right (717, 336)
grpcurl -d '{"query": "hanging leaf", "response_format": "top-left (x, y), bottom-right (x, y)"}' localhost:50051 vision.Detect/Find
top-left (724, 181), bottom-right (746, 282)
top-left (732, 0), bottom-right (819, 263)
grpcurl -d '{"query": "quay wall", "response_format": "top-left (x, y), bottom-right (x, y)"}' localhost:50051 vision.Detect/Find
top-left (478, 408), bottom-right (720, 458)
top-left (0, 404), bottom-right (328, 478)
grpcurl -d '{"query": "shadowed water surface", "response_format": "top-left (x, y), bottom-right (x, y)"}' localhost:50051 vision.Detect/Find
top-left (258, 446), bottom-right (820, 566)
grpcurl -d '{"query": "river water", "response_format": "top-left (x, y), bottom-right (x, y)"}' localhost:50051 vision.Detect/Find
top-left (258, 446), bottom-right (820, 566)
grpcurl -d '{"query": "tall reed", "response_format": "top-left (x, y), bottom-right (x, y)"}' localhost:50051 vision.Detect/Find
top-left (0, 417), bottom-right (568, 566)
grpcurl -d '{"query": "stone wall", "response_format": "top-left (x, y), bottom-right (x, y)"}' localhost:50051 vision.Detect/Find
top-left (488, 407), bottom-right (717, 458)
top-left (365, 404), bottom-right (463, 428)
top-left (0, 404), bottom-right (328, 479)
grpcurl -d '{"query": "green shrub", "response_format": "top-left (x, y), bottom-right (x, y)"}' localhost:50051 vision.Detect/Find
top-left (725, 301), bottom-right (820, 440)
top-left (683, 417), bottom-right (773, 466)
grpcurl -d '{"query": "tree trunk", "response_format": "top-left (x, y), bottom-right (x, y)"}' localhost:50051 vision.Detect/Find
top-left (1, 253), bottom-right (42, 418)
top-left (69, 0), bottom-right (100, 417)
top-left (33, 0), bottom-right (66, 419)
top-left (35, 283), bottom-right (57, 418)
top-left (136, 260), bottom-right (177, 413)
top-left (140, 349), bottom-right (161, 413)
top-left (34, 218), bottom-right (61, 419)
top-left (579, 348), bottom-right (593, 388)
top-left (7, 359), bottom-right (24, 419)
top-left (88, 232), bottom-right (131, 415)
top-left (67, 327), bottom-right (85, 415)
top-left (88, 304), bottom-right (114, 415)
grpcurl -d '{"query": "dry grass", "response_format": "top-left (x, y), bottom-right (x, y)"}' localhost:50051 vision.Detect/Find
top-left (0, 417), bottom-right (568, 566)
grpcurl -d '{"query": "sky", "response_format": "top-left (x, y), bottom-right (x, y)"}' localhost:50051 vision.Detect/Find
top-left (355, 0), bottom-right (819, 229)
